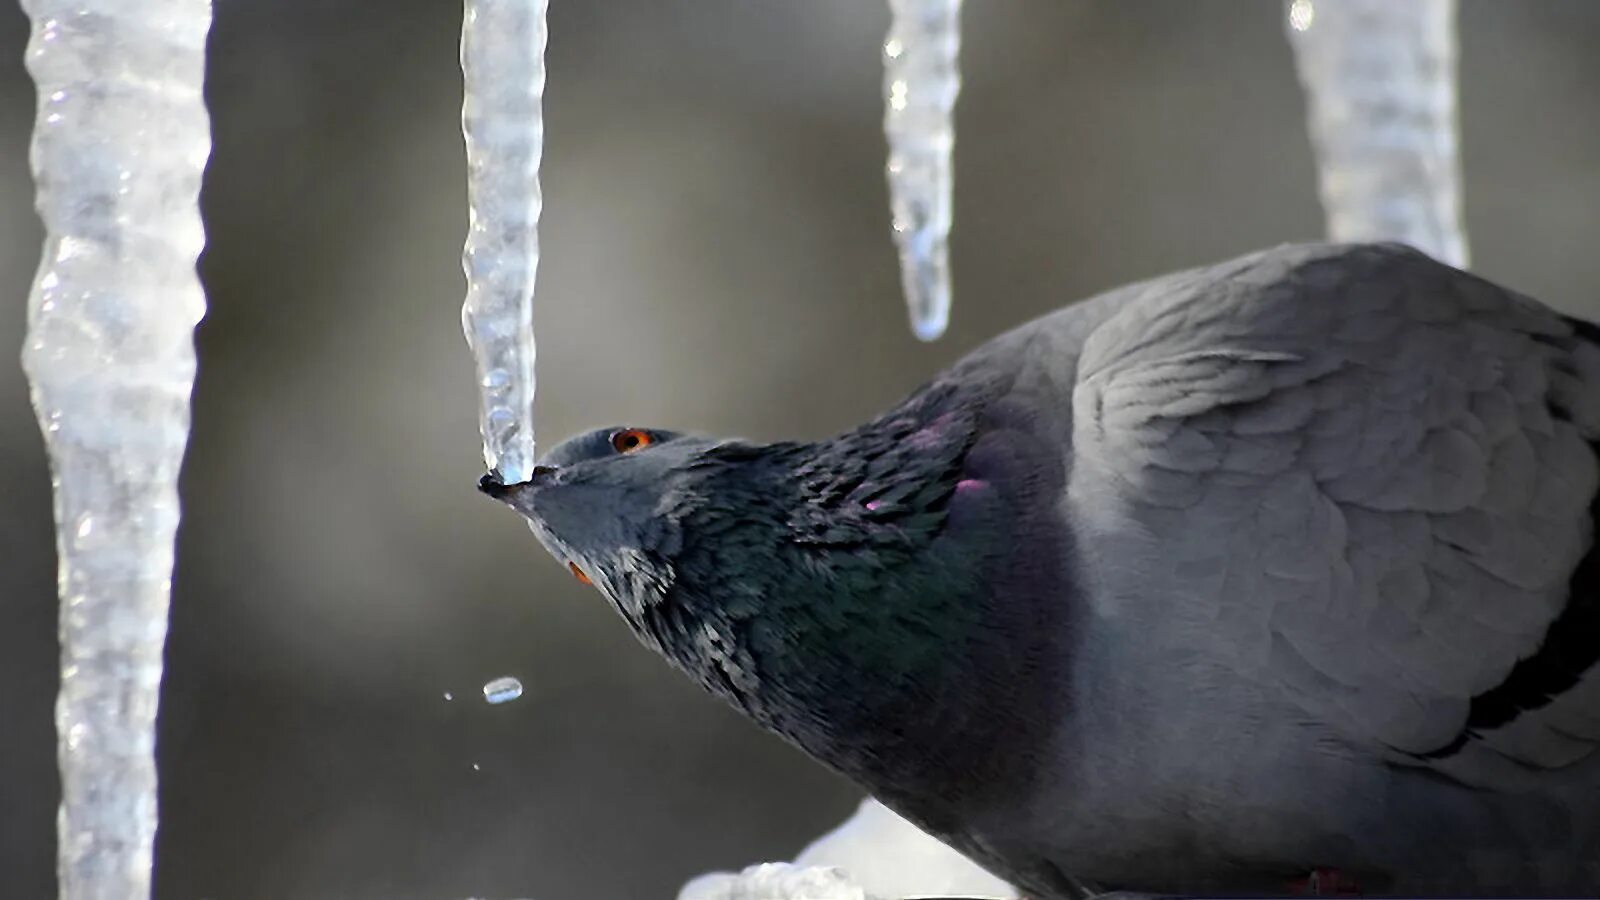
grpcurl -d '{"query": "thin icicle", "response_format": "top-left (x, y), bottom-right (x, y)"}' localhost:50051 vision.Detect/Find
top-left (18, 1), bottom-right (213, 897)
top-left (461, 0), bottom-right (547, 484)
top-left (883, 0), bottom-right (962, 342)
top-left (1285, 0), bottom-right (1469, 267)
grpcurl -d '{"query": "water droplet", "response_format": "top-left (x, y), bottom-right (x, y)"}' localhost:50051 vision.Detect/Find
top-left (443, 691), bottom-right (454, 701)
top-left (483, 676), bottom-right (523, 704)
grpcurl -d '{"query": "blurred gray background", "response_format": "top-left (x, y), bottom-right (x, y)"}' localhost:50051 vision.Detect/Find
top-left (1, 1), bottom-right (1597, 897)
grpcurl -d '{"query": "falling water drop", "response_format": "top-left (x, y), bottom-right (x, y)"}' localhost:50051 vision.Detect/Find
top-left (483, 676), bottom-right (524, 704)
top-left (1284, 0), bottom-right (1469, 266)
top-left (882, 0), bottom-right (963, 341)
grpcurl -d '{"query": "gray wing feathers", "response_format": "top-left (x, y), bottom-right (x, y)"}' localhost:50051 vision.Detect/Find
top-left (1068, 243), bottom-right (1600, 780)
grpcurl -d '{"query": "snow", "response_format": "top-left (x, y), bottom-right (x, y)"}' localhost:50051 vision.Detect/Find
top-left (17, 1), bottom-right (213, 897)
top-left (794, 798), bottom-right (1014, 898)
top-left (882, 0), bottom-right (963, 341)
top-left (461, 0), bottom-right (548, 483)
top-left (1285, 0), bottom-right (1469, 267)
top-left (680, 799), bottom-right (1015, 900)
top-left (680, 862), bottom-right (872, 900)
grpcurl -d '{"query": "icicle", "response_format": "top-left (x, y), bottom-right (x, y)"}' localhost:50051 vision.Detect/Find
top-left (461, 0), bottom-right (547, 484)
top-left (882, 0), bottom-right (962, 342)
top-left (17, 1), bottom-right (213, 897)
top-left (1285, 0), bottom-right (1469, 267)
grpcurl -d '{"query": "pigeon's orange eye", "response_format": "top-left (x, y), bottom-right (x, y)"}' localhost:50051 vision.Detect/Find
top-left (610, 429), bottom-right (654, 454)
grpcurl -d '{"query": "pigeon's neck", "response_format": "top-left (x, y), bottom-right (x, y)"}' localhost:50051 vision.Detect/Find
top-left (648, 380), bottom-right (1078, 822)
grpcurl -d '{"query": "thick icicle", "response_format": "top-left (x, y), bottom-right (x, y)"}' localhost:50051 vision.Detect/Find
top-left (17, 1), bottom-right (213, 897)
top-left (882, 0), bottom-right (962, 342)
top-left (1285, 0), bottom-right (1469, 267)
top-left (460, 0), bottom-right (547, 484)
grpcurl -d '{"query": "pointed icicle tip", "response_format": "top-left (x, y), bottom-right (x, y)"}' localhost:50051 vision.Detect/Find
top-left (907, 283), bottom-right (950, 342)
top-left (883, 0), bottom-right (963, 343)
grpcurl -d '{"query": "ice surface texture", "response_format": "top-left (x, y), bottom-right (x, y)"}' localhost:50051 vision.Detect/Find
top-left (17, 1), bottom-right (213, 897)
top-left (883, 0), bottom-right (962, 341)
top-left (461, 0), bottom-right (547, 483)
top-left (1286, 0), bottom-right (1469, 267)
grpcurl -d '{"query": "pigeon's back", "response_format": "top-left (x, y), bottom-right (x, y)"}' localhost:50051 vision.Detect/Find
top-left (946, 243), bottom-right (1600, 895)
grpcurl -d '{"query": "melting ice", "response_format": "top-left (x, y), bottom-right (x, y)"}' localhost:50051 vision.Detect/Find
top-left (882, 0), bottom-right (963, 341)
top-left (18, 1), bottom-right (213, 897)
top-left (460, 0), bottom-right (549, 482)
top-left (1285, 0), bottom-right (1469, 266)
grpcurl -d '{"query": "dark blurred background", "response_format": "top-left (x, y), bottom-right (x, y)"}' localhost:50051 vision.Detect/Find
top-left (2, 2), bottom-right (1598, 898)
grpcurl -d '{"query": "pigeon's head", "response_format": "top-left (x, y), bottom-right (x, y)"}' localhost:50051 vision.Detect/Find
top-left (477, 391), bottom-right (998, 629)
top-left (477, 425), bottom-right (732, 611)
top-left (474, 378), bottom-right (1084, 820)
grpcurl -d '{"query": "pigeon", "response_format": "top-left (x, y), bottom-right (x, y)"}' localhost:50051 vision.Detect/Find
top-left (479, 243), bottom-right (1600, 897)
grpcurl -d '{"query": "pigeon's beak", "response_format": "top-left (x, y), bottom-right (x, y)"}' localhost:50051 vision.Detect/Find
top-left (477, 465), bottom-right (560, 508)
top-left (476, 471), bottom-right (512, 499)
